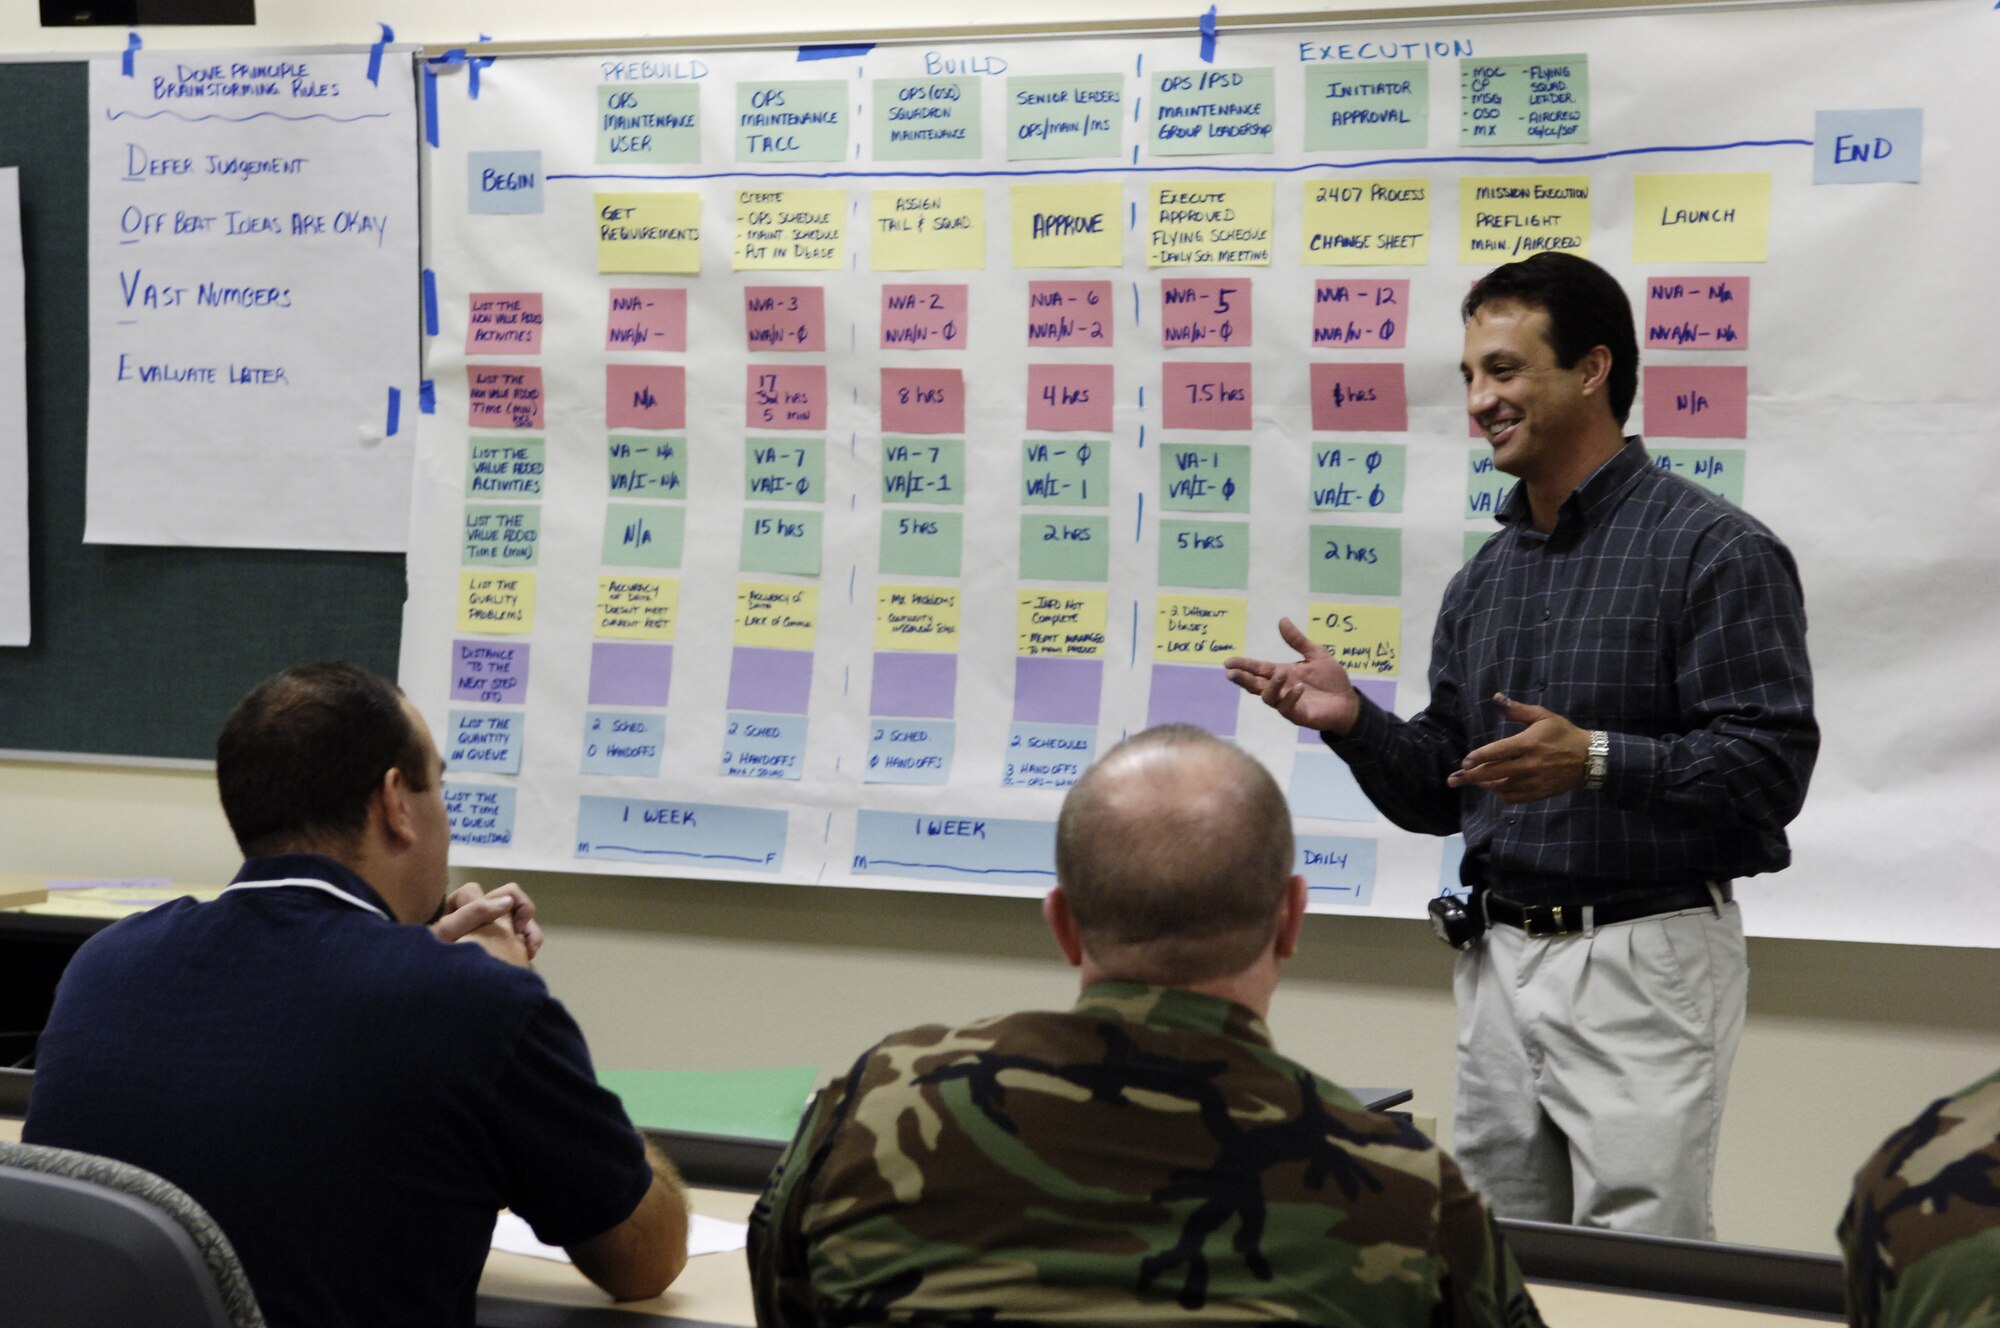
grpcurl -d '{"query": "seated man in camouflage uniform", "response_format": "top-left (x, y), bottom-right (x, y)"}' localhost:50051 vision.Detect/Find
top-left (748, 723), bottom-right (1543, 1326)
top-left (1839, 1070), bottom-right (2000, 1328)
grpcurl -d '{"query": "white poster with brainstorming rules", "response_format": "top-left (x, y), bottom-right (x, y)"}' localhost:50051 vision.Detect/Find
top-left (0, 168), bottom-right (27, 646)
top-left (85, 50), bottom-right (419, 551)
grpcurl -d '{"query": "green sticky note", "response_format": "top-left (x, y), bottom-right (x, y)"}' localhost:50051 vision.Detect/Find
top-left (742, 508), bottom-right (823, 575)
top-left (1150, 68), bottom-right (1276, 156)
top-left (1161, 444), bottom-right (1250, 513)
top-left (1467, 447), bottom-right (1513, 520)
top-left (1007, 73), bottom-right (1124, 161)
top-left (880, 510), bottom-right (964, 576)
top-left (1019, 514), bottom-right (1110, 581)
top-left (603, 503), bottom-right (685, 569)
top-left (1465, 529), bottom-right (1496, 563)
top-left (1159, 519), bottom-right (1250, 589)
top-left (882, 438), bottom-right (964, 505)
top-left (609, 435), bottom-right (687, 500)
top-left (1021, 438), bottom-right (1109, 507)
top-left (1651, 448), bottom-right (1745, 505)
top-left (466, 436), bottom-right (545, 499)
top-left (1311, 442), bottom-right (1405, 514)
top-left (1305, 64), bottom-right (1428, 151)
top-left (597, 1066), bottom-right (820, 1143)
top-left (597, 84), bottom-right (700, 164)
top-left (462, 504), bottom-right (541, 568)
top-left (737, 80), bottom-right (848, 163)
top-left (1460, 54), bottom-right (1588, 148)
top-left (1309, 524), bottom-right (1402, 597)
top-left (874, 78), bottom-right (981, 160)
top-left (745, 437), bottom-right (825, 503)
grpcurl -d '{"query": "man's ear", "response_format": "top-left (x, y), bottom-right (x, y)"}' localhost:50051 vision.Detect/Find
top-left (376, 767), bottom-right (418, 849)
top-left (1044, 886), bottom-right (1086, 968)
top-left (1273, 875), bottom-right (1309, 962)
top-left (1576, 344), bottom-right (1613, 398)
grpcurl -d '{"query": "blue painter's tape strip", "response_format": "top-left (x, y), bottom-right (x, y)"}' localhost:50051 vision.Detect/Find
top-left (367, 22), bottom-right (393, 85)
top-left (421, 268), bottom-right (438, 337)
top-left (419, 379), bottom-right (436, 415)
top-left (1199, 4), bottom-right (1218, 62)
top-left (798, 42), bottom-right (874, 61)
top-left (386, 386), bottom-right (402, 437)
top-left (423, 67), bottom-right (439, 147)
top-left (122, 32), bottom-right (141, 78)
top-left (469, 35), bottom-right (493, 100)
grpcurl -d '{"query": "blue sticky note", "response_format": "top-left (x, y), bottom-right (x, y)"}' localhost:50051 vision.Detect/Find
top-left (852, 810), bottom-right (1056, 887)
top-left (722, 712), bottom-right (807, 781)
top-left (469, 150), bottom-right (544, 214)
top-left (582, 711), bottom-right (665, 778)
top-left (1297, 834), bottom-right (1377, 905)
top-left (444, 783), bottom-right (516, 848)
top-left (1814, 109), bottom-right (1921, 185)
top-left (1288, 749), bottom-right (1377, 822)
top-left (1004, 722), bottom-right (1096, 789)
top-left (576, 796), bottom-right (787, 872)
top-left (866, 719), bottom-right (955, 785)
top-left (447, 709), bottom-right (522, 774)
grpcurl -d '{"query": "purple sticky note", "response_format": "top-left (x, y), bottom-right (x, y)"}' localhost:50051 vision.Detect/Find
top-left (588, 641), bottom-right (672, 707)
top-left (1297, 676), bottom-right (1398, 740)
top-left (881, 368), bottom-right (964, 434)
top-left (1160, 277), bottom-right (1252, 348)
top-left (1162, 363), bottom-right (1253, 431)
top-left (1312, 280), bottom-right (1408, 349)
top-left (1027, 363), bottom-right (1114, 432)
top-left (1645, 277), bottom-right (1750, 351)
top-left (1146, 663), bottom-right (1240, 735)
top-left (467, 365), bottom-right (545, 430)
top-left (1013, 656), bottom-right (1103, 726)
top-left (1644, 365), bottom-right (1748, 439)
top-left (881, 284), bottom-right (968, 350)
top-left (606, 365), bottom-right (686, 430)
top-left (467, 292), bottom-right (544, 354)
top-left (870, 652), bottom-right (958, 718)
top-left (453, 639), bottom-right (530, 704)
top-left (744, 286), bottom-right (826, 352)
top-left (728, 646), bottom-right (815, 714)
top-left (607, 288), bottom-right (688, 352)
top-left (1310, 362), bottom-right (1406, 432)
top-left (1027, 281), bottom-right (1114, 347)
top-left (748, 364), bottom-right (828, 430)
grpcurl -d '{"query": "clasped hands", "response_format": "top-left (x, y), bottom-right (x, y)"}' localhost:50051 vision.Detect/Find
top-left (1223, 617), bottom-right (1594, 804)
top-left (430, 881), bottom-right (544, 967)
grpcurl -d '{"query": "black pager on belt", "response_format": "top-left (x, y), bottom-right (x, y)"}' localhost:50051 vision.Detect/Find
top-left (1428, 892), bottom-right (1486, 950)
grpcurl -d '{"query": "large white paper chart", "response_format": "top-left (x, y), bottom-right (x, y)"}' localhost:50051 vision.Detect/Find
top-left (405, 2), bottom-right (2000, 945)
top-left (0, 168), bottom-right (26, 645)
top-left (86, 49), bottom-right (420, 551)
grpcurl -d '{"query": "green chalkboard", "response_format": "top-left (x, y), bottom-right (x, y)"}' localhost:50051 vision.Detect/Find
top-left (0, 62), bottom-right (405, 760)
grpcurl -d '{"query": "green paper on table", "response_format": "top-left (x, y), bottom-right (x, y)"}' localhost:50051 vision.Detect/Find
top-left (597, 1066), bottom-right (820, 1143)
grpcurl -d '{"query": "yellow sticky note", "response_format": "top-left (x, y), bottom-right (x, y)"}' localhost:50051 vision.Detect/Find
top-left (1304, 603), bottom-right (1402, 676)
top-left (735, 582), bottom-right (819, 649)
top-left (1458, 177), bottom-right (1590, 265)
top-left (1146, 181), bottom-right (1274, 267)
top-left (1011, 183), bottom-right (1123, 268)
top-left (1301, 178), bottom-right (1429, 266)
top-left (871, 188), bottom-right (986, 271)
top-left (734, 188), bottom-right (845, 270)
top-left (876, 585), bottom-right (962, 651)
top-left (595, 575), bottom-right (679, 641)
top-left (1631, 173), bottom-right (1770, 263)
top-left (1153, 594), bottom-right (1248, 663)
top-left (597, 193), bottom-right (701, 274)
top-left (457, 570), bottom-right (536, 634)
top-left (1016, 589), bottom-right (1108, 657)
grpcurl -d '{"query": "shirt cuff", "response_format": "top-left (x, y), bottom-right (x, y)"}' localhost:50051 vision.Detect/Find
top-left (1602, 730), bottom-right (1662, 806)
top-left (1323, 690), bottom-right (1392, 761)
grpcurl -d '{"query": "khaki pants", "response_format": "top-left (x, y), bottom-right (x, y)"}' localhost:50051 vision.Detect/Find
top-left (1450, 899), bottom-right (1747, 1237)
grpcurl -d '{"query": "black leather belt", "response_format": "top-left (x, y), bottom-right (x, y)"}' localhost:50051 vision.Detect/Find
top-left (1482, 880), bottom-right (1730, 937)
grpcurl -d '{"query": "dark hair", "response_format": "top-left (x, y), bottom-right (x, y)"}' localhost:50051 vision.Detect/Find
top-left (216, 663), bottom-right (431, 856)
top-left (1056, 725), bottom-right (1294, 984)
top-left (1463, 252), bottom-right (1639, 425)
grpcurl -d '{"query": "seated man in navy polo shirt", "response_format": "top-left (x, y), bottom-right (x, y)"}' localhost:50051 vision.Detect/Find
top-left (25, 662), bottom-right (688, 1327)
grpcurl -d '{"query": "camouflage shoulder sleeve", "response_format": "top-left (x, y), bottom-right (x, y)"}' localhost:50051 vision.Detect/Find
top-left (1434, 1150), bottom-right (1546, 1328)
top-left (747, 1047), bottom-right (868, 1328)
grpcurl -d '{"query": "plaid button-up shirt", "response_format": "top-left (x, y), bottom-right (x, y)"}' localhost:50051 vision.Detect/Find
top-left (1329, 439), bottom-right (1818, 904)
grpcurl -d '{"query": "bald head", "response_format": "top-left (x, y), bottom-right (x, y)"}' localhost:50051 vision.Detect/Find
top-left (1054, 725), bottom-right (1294, 986)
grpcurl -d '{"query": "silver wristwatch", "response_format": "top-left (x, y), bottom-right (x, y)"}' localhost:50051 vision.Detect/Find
top-left (1583, 730), bottom-right (1610, 791)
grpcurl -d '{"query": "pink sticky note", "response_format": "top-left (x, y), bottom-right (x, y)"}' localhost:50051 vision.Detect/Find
top-left (1160, 278), bottom-right (1251, 349)
top-left (605, 365), bottom-right (686, 429)
top-left (1312, 280), bottom-right (1409, 349)
top-left (1027, 281), bottom-right (1114, 347)
top-left (1162, 363), bottom-right (1253, 431)
top-left (466, 293), bottom-right (544, 355)
top-left (467, 365), bottom-right (545, 430)
top-left (881, 368), bottom-right (964, 434)
top-left (1309, 363), bottom-right (1407, 433)
top-left (1644, 365), bottom-right (1747, 439)
top-left (744, 286), bottom-right (826, 352)
top-left (1027, 364), bottom-right (1114, 432)
top-left (1645, 277), bottom-right (1750, 351)
top-left (748, 365), bottom-right (828, 430)
top-left (605, 288), bottom-right (687, 352)
top-left (880, 284), bottom-right (968, 350)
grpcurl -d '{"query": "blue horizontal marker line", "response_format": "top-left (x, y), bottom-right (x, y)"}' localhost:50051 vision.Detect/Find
top-left (587, 845), bottom-right (776, 864)
top-left (860, 858), bottom-right (1055, 877)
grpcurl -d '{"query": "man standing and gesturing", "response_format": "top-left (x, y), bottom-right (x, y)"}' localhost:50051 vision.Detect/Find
top-left (1225, 253), bottom-right (1818, 1237)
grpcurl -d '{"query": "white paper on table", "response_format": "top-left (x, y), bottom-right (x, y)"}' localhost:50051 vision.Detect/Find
top-left (492, 1210), bottom-right (749, 1263)
top-left (0, 167), bottom-right (26, 646)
